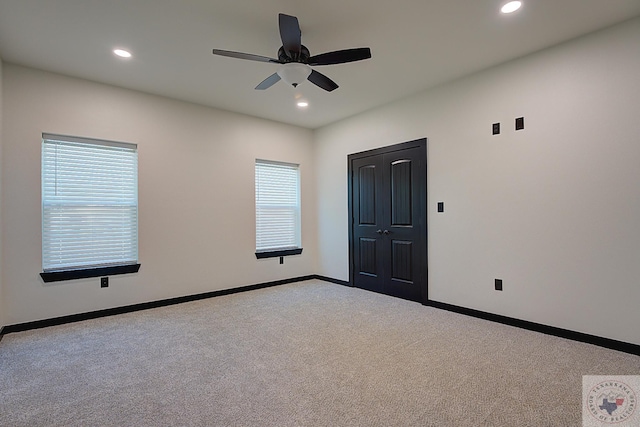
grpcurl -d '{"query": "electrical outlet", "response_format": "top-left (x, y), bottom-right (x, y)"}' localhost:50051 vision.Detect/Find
top-left (492, 123), bottom-right (500, 135)
top-left (495, 279), bottom-right (503, 291)
top-left (516, 117), bottom-right (524, 130)
top-left (437, 202), bottom-right (444, 213)
top-left (101, 277), bottom-right (109, 288)
top-left (279, 256), bottom-right (284, 265)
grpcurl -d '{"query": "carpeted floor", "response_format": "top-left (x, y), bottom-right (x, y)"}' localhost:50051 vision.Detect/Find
top-left (1, 280), bottom-right (639, 426)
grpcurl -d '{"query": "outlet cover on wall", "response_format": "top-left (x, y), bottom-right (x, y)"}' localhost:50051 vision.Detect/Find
top-left (492, 123), bottom-right (500, 135)
top-left (495, 279), bottom-right (503, 291)
top-left (516, 117), bottom-right (524, 130)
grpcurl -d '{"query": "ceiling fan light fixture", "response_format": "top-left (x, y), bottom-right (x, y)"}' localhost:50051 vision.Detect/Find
top-left (277, 63), bottom-right (312, 87)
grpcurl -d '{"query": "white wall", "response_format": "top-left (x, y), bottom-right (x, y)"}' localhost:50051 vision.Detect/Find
top-left (0, 59), bottom-right (4, 329)
top-left (1, 64), bottom-right (316, 325)
top-left (314, 17), bottom-right (640, 345)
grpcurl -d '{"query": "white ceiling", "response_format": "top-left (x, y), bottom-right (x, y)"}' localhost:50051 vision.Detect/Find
top-left (1, 0), bottom-right (639, 129)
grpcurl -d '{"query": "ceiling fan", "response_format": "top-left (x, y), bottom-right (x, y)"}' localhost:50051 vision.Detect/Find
top-left (212, 13), bottom-right (371, 92)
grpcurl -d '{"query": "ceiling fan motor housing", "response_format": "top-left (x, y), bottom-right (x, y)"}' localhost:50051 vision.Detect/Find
top-left (278, 45), bottom-right (311, 63)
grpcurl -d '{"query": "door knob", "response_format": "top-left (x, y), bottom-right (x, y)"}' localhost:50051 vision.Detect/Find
top-left (383, 230), bottom-right (390, 235)
top-left (376, 229), bottom-right (383, 234)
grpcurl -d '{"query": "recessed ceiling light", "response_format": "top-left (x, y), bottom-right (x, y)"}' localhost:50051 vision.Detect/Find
top-left (297, 101), bottom-right (309, 108)
top-left (501, 1), bottom-right (522, 14)
top-left (113, 49), bottom-right (132, 58)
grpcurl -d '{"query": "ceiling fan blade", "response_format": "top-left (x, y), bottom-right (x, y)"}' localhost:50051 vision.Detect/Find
top-left (212, 49), bottom-right (282, 64)
top-left (279, 13), bottom-right (301, 58)
top-left (255, 73), bottom-right (281, 90)
top-left (308, 48), bottom-right (372, 66)
top-left (307, 70), bottom-right (338, 92)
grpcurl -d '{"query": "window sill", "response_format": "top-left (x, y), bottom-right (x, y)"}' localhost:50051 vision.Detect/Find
top-left (40, 263), bottom-right (141, 283)
top-left (255, 248), bottom-right (303, 259)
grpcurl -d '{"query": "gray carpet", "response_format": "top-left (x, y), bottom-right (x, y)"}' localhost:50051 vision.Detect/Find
top-left (1, 280), bottom-right (639, 426)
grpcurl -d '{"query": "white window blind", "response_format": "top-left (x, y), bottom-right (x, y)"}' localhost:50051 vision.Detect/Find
top-left (42, 134), bottom-right (138, 272)
top-left (255, 160), bottom-right (301, 252)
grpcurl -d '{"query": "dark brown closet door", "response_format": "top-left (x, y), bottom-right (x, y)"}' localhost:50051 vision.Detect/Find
top-left (349, 139), bottom-right (427, 303)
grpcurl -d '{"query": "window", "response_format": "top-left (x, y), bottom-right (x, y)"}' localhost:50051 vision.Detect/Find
top-left (255, 160), bottom-right (302, 258)
top-left (41, 134), bottom-right (140, 282)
